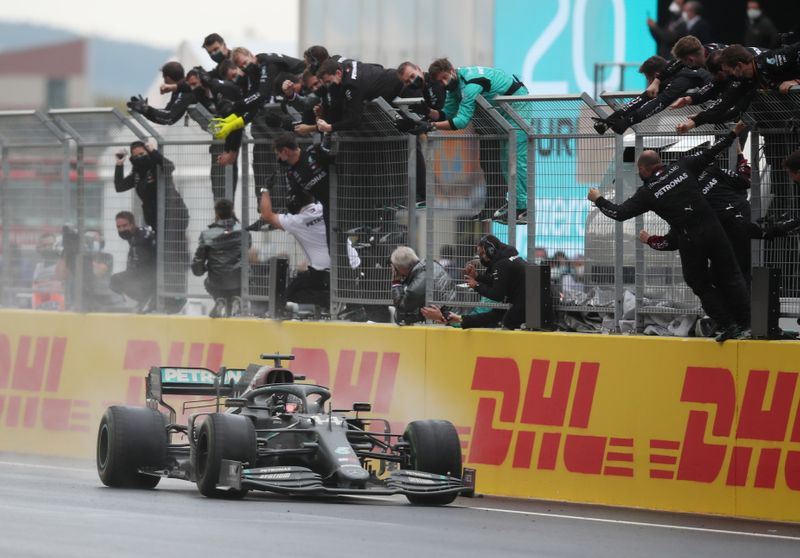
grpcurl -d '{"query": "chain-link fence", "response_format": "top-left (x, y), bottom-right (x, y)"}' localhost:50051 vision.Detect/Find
top-left (1, 90), bottom-right (799, 332)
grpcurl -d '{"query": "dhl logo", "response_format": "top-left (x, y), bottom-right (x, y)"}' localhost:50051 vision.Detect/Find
top-left (0, 335), bottom-right (400, 431)
top-left (465, 359), bottom-right (800, 490)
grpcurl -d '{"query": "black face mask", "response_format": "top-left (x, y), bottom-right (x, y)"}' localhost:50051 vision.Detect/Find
top-left (131, 155), bottom-right (154, 172)
top-left (118, 229), bottom-right (133, 241)
top-left (244, 62), bottom-right (258, 75)
top-left (446, 77), bottom-right (459, 91)
top-left (209, 50), bottom-right (226, 63)
top-left (410, 75), bottom-right (424, 89)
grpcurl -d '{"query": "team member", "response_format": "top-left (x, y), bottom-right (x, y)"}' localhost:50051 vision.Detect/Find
top-left (273, 132), bottom-right (333, 244)
top-left (427, 58), bottom-right (529, 221)
top-left (587, 130), bottom-right (751, 342)
top-left (315, 58), bottom-right (404, 132)
top-left (110, 211), bottom-right (157, 312)
top-left (423, 235), bottom-right (526, 330)
top-left (114, 141), bottom-right (188, 313)
top-left (639, 123), bottom-right (757, 284)
top-left (259, 188), bottom-right (331, 309)
top-left (593, 50), bottom-right (711, 135)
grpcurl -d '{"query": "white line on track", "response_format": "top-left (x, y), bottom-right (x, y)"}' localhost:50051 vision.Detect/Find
top-left (3, 459), bottom-right (797, 540)
top-left (0, 460), bottom-right (94, 474)
top-left (462, 506), bottom-right (800, 541)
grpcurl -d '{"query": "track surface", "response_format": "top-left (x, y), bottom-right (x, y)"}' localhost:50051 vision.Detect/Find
top-left (1, 453), bottom-right (799, 557)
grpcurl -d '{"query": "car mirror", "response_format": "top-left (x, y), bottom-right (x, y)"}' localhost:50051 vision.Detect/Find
top-left (353, 402), bottom-right (371, 412)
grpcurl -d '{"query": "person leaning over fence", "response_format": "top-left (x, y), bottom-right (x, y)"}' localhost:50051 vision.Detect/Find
top-left (110, 211), bottom-right (157, 312)
top-left (587, 128), bottom-right (751, 342)
top-left (422, 235), bottom-right (526, 330)
top-left (389, 246), bottom-right (455, 326)
top-left (425, 58), bottom-right (529, 222)
top-left (191, 198), bottom-right (249, 318)
top-left (259, 187), bottom-right (331, 310)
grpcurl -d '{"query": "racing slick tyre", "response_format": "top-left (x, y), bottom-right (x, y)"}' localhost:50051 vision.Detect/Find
top-left (97, 406), bottom-right (168, 489)
top-left (403, 420), bottom-right (462, 506)
top-left (194, 413), bottom-right (257, 499)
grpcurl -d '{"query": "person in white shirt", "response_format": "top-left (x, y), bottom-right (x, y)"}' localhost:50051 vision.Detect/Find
top-left (259, 187), bottom-right (331, 308)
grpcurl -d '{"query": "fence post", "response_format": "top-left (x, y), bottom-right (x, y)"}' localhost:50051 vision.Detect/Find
top-left (74, 143), bottom-right (85, 312)
top-left (407, 134), bottom-right (417, 254)
top-left (749, 131), bottom-right (763, 268)
top-left (0, 144), bottom-right (9, 306)
top-left (633, 134), bottom-right (644, 333)
top-left (329, 138), bottom-right (340, 316)
top-left (240, 139), bottom-right (251, 313)
top-left (613, 132), bottom-right (626, 332)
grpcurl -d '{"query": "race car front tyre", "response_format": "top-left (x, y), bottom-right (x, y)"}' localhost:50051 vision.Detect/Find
top-left (194, 413), bottom-right (257, 499)
top-left (403, 419), bottom-right (462, 506)
top-left (97, 406), bottom-right (168, 489)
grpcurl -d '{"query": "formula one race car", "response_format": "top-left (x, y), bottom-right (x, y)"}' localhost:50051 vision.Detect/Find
top-left (96, 354), bottom-right (467, 505)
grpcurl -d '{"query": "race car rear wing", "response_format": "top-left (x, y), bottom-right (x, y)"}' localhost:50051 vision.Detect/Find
top-left (146, 366), bottom-right (248, 398)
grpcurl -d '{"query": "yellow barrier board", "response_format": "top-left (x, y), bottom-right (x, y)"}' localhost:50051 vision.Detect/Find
top-left (1, 310), bottom-right (799, 522)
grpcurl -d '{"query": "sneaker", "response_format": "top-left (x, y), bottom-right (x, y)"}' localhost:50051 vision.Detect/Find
top-left (715, 323), bottom-right (744, 343)
top-left (415, 200), bottom-right (426, 209)
top-left (591, 117), bottom-right (608, 135)
top-left (492, 205), bottom-right (527, 224)
top-left (228, 296), bottom-right (242, 317)
top-left (210, 298), bottom-right (227, 318)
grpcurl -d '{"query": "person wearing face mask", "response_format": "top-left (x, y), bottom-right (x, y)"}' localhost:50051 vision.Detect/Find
top-left (647, 0), bottom-right (688, 59)
top-left (110, 211), bottom-right (157, 312)
top-left (259, 187), bottom-right (331, 311)
top-left (126, 62), bottom-right (195, 126)
top-left (426, 58), bottom-right (529, 223)
top-left (114, 141), bottom-right (189, 313)
top-left (679, 2), bottom-right (713, 46)
top-left (271, 132), bottom-right (333, 244)
top-left (744, 1), bottom-right (778, 49)
top-left (587, 128), bottom-right (751, 342)
top-left (422, 235), bottom-right (527, 330)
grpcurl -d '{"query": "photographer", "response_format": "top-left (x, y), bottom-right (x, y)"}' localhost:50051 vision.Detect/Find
top-left (390, 246), bottom-right (454, 325)
top-left (110, 211), bottom-right (157, 312)
top-left (422, 236), bottom-right (526, 330)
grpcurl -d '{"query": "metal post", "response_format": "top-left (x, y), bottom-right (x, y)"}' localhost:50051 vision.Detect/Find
top-left (329, 145), bottom-right (340, 316)
top-left (526, 130), bottom-right (536, 262)
top-left (0, 145), bottom-right (10, 306)
top-left (633, 135), bottom-right (644, 332)
top-left (507, 127), bottom-right (517, 248)
top-left (240, 141), bottom-right (251, 312)
top-left (749, 132), bottom-right (763, 268)
top-left (156, 146), bottom-right (166, 313)
top-left (424, 134), bottom-right (435, 307)
top-left (407, 134), bottom-right (417, 253)
top-left (613, 132), bottom-right (626, 332)
top-left (74, 144), bottom-right (85, 312)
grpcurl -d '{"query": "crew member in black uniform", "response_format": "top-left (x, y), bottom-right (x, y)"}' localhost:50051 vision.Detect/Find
top-left (273, 132), bottom-right (333, 245)
top-left (422, 235), bottom-right (527, 330)
top-left (593, 54), bottom-right (711, 135)
top-left (718, 42), bottom-right (800, 295)
top-left (315, 58), bottom-right (404, 132)
top-left (639, 124), bottom-right (759, 285)
top-left (588, 129), bottom-right (751, 341)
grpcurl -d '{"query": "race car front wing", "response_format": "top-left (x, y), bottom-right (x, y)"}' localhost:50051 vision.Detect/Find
top-left (218, 461), bottom-right (466, 497)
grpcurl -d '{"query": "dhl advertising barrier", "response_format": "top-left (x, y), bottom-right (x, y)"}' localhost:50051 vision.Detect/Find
top-left (1, 309), bottom-right (799, 523)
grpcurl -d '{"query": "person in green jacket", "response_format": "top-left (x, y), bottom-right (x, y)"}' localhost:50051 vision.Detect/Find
top-left (427, 58), bottom-right (529, 222)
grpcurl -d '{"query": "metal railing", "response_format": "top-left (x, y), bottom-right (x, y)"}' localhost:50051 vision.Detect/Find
top-left (1, 89), bottom-right (798, 332)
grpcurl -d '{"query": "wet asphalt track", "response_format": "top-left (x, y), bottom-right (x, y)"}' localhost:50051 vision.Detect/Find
top-left (1, 453), bottom-right (799, 558)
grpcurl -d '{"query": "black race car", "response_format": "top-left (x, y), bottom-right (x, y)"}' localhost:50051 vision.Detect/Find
top-left (97, 354), bottom-right (468, 505)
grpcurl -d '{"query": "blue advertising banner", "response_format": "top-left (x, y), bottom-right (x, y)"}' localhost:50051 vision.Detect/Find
top-left (494, 0), bottom-right (656, 95)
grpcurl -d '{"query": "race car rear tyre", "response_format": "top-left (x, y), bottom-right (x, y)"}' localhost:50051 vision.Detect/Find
top-left (97, 406), bottom-right (168, 489)
top-left (403, 419), bottom-right (462, 506)
top-left (194, 413), bottom-right (257, 499)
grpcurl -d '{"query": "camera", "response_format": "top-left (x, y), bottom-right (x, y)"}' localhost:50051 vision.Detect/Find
top-left (440, 305), bottom-right (452, 321)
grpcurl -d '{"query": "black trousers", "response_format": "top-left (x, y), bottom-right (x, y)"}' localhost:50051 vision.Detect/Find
top-left (287, 268), bottom-right (330, 307)
top-left (678, 222), bottom-right (750, 329)
top-left (210, 143), bottom-right (238, 202)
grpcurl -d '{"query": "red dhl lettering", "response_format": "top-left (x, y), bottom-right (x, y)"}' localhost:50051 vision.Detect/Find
top-left (466, 360), bottom-right (800, 491)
